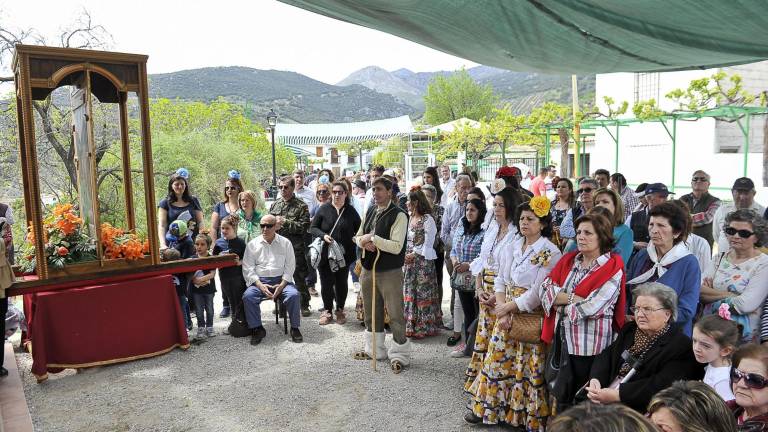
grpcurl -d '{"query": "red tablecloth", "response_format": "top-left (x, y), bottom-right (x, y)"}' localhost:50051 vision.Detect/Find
top-left (23, 275), bottom-right (189, 382)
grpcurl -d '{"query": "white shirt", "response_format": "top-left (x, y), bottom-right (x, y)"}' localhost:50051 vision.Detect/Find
top-left (704, 365), bottom-right (735, 401)
top-left (294, 187), bottom-right (316, 215)
top-left (352, 195), bottom-right (365, 218)
top-left (410, 214), bottom-right (437, 260)
top-left (440, 177), bottom-right (456, 206)
top-left (470, 219), bottom-right (519, 276)
top-left (494, 236), bottom-right (562, 312)
top-left (713, 201), bottom-right (766, 254)
top-left (241, 234), bottom-right (296, 285)
top-left (685, 233), bottom-right (712, 281)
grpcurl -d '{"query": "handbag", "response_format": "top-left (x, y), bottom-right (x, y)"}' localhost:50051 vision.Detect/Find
top-left (510, 311), bottom-right (544, 344)
top-left (227, 303), bottom-right (251, 338)
top-left (507, 285), bottom-right (544, 343)
top-left (450, 270), bottom-right (474, 291)
top-left (544, 315), bottom-right (571, 403)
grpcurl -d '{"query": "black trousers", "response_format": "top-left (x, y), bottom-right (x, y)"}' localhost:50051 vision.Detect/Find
top-left (0, 297), bottom-right (7, 369)
top-left (434, 252), bottom-right (444, 304)
top-left (559, 354), bottom-right (596, 410)
top-left (220, 275), bottom-right (246, 320)
top-left (318, 263), bottom-right (350, 312)
top-left (457, 290), bottom-right (479, 338)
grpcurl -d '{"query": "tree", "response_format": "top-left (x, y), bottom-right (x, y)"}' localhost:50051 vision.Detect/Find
top-left (489, 106), bottom-right (539, 164)
top-left (423, 68), bottom-right (498, 125)
top-left (336, 139), bottom-right (379, 170)
top-left (438, 121), bottom-right (497, 173)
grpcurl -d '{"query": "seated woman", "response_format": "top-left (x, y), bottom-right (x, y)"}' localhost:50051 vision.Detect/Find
top-left (586, 282), bottom-right (704, 413)
top-left (626, 202), bottom-right (700, 336)
top-left (701, 209), bottom-right (768, 344)
top-left (727, 344), bottom-right (768, 430)
top-left (647, 380), bottom-right (737, 432)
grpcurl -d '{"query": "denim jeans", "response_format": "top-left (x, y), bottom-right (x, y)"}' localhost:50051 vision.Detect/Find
top-left (192, 293), bottom-right (214, 327)
top-left (243, 276), bottom-right (301, 329)
top-left (178, 294), bottom-right (191, 329)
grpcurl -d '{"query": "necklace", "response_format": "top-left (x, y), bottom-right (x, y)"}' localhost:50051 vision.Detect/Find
top-left (487, 223), bottom-right (509, 267)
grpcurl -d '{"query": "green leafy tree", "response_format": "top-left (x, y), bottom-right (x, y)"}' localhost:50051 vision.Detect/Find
top-left (438, 121), bottom-right (497, 173)
top-left (489, 106), bottom-right (539, 164)
top-left (423, 68), bottom-right (498, 125)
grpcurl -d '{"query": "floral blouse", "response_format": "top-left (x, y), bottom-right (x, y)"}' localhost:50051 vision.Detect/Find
top-left (706, 252), bottom-right (768, 342)
top-left (494, 236), bottom-right (562, 312)
top-left (407, 214), bottom-right (437, 260)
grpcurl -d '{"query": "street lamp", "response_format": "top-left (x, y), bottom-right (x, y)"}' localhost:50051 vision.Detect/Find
top-left (266, 109), bottom-right (278, 189)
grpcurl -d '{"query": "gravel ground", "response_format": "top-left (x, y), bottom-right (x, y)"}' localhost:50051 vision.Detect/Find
top-left (16, 285), bottom-right (510, 432)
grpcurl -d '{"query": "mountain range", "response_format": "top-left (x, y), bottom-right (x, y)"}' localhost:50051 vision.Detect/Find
top-left (148, 65), bottom-right (595, 124)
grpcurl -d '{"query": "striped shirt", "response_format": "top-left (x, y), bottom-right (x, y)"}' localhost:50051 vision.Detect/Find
top-left (449, 223), bottom-right (485, 264)
top-left (539, 252), bottom-right (623, 356)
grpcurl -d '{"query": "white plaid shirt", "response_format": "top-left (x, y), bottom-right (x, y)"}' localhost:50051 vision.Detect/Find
top-left (540, 252), bottom-right (623, 356)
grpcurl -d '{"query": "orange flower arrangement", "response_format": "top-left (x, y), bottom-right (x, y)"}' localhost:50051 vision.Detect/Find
top-left (101, 223), bottom-right (148, 260)
top-left (18, 203), bottom-right (96, 272)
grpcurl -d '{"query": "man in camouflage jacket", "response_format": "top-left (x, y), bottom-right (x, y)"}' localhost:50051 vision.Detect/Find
top-left (269, 175), bottom-right (312, 316)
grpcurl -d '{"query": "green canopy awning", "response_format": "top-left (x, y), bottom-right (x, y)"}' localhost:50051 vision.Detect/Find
top-left (278, 0), bottom-right (768, 73)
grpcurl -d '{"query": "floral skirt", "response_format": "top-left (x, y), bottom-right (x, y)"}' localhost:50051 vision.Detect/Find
top-left (466, 322), bottom-right (550, 429)
top-left (464, 270), bottom-right (497, 389)
top-left (403, 255), bottom-right (442, 338)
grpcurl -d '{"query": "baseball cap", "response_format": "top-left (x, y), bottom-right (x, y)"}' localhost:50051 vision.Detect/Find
top-left (732, 177), bottom-right (755, 191)
top-left (643, 183), bottom-right (673, 197)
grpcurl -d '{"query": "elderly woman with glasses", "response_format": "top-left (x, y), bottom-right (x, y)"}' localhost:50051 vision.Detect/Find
top-left (726, 344), bottom-right (768, 429)
top-left (585, 282), bottom-right (704, 413)
top-left (699, 209), bottom-right (768, 344)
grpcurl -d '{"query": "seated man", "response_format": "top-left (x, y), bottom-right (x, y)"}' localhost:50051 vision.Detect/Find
top-left (241, 214), bottom-right (303, 345)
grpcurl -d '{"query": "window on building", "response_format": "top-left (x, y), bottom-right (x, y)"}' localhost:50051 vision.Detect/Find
top-left (347, 153), bottom-right (356, 164)
top-left (634, 72), bottom-right (660, 104)
top-left (568, 153), bottom-right (591, 178)
top-left (315, 146), bottom-right (323, 157)
top-left (330, 148), bottom-right (339, 164)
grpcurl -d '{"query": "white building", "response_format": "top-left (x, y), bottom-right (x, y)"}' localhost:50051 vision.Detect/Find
top-left (574, 61), bottom-right (768, 206)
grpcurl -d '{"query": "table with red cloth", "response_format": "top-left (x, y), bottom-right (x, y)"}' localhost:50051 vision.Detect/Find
top-left (23, 274), bottom-right (189, 382)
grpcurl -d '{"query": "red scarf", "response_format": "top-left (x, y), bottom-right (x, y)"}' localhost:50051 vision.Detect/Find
top-left (541, 251), bottom-right (626, 344)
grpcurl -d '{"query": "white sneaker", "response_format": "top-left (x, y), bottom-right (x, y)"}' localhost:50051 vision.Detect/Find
top-left (195, 327), bottom-right (205, 338)
top-left (450, 343), bottom-right (468, 358)
top-left (353, 282), bottom-right (361, 293)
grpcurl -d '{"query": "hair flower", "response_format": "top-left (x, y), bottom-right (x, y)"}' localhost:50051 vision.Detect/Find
top-left (718, 303), bottom-right (732, 321)
top-left (228, 169), bottom-right (241, 180)
top-left (175, 167), bottom-right (190, 179)
top-left (410, 184), bottom-right (422, 192)
top-left (530, 196), bottom-right (551, 218)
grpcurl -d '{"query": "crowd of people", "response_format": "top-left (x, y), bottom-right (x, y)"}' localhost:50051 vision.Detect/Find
top-left (4, 159), bottom-right (768, 430)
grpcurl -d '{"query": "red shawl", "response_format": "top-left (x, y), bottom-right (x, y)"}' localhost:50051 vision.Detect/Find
top-left (541, 251), bottom-right (626, 344)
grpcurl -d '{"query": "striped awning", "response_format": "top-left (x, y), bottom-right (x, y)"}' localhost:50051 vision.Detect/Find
top-left (275, 115), bottom-right (414, 146)
top-left (284, 144), bottom-right (316, 157)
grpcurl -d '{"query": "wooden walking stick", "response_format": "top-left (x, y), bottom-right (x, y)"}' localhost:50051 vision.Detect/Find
top-left (370, 248), bottom-right (381, 371)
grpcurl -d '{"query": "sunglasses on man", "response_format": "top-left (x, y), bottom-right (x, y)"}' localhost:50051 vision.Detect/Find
top-left (578, 187), bottom-right (594, 194)
top-left (731, 367), bottom-right (768, 390)
top-left (260, 223), bottom-right (275, 229)
top-left (725, 226), bottom-right (755, 238)
top-left (691, 176), bottom-right (708, 182)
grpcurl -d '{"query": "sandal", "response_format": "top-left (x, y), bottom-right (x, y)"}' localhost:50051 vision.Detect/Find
top-left (353, 351), bottom-right (372, 360)
top-left (446, 334), bottom-right (462, 347)
top-left (319, 311), bottom-right (333, 326)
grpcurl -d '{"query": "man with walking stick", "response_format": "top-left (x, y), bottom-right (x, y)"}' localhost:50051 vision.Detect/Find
top-left (352, 176), bottom-right (411, 372)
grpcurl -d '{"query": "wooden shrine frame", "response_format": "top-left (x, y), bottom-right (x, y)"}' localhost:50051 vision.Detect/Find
top-left (12, 44), bottom-right (160, 280)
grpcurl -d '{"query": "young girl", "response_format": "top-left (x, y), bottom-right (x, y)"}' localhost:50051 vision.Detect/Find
top-left (213, 215), bottom-right (247, 333)
top-left (191, 233), bottom-right (217, 338)
top-left (692, 308), bottom-right (741, 401)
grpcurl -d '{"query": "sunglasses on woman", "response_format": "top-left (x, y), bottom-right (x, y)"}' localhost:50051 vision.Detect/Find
top-left (317, 190), bottom-right (329, 195)
top-left (725, 227), bottom-right (755, 238)
top-left (731, 367), bottom-right (768, 389)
